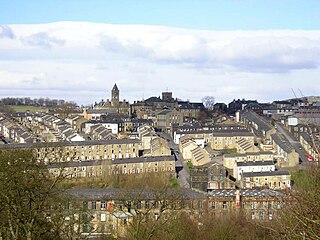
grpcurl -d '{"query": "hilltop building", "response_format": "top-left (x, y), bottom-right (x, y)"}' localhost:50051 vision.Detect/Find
top-left (92, 84), bottom-right (130, 115)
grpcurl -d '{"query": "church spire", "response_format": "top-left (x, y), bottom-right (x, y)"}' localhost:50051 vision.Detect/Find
top-left (112, 83), bottom-right (119, 92)
top-left (111, 83), bottom-right (119, 106)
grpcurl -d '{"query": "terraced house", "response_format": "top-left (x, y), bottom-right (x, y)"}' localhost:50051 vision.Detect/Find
top-left (62, 188), bottom-right (287, 238)
top-left (0, 139), bottom-right (141, 162)
top-left (48, 155), bottom-right (176, 178)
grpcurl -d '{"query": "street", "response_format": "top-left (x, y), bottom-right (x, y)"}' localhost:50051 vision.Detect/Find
top-left (157, 131), bottom-right (190, 188)
top-left (275, 122), bottom-right (308, 164)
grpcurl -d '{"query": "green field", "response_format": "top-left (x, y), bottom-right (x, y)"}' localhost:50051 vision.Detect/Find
top-left (9, 105), bottom-right (48, 113)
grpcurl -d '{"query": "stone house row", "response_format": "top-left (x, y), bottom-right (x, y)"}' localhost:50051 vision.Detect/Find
top-left (48, 155), bottom-right (176, 178)
top-left (14, 113), bottom-right (85, 142)
top-left (0, 139), bottom-right (142, 163)
top-left (239, 110), bottom-right (276, 141)
top-left (0, 116), bottom-right (35, 143)
top-left (175, 128), bottom-right (258, 155)
top-left (63, 188), bottom-right (286, 238)
top-left (190, 158), bottom-right (290, 192)
top-left (239, 111), bottom-right (299, 167)
top-left (89, 124), bottom-right (117, 141)
top-left (270, 133), bottom-right (299, 168)
top-left (82, 118), bottom-right (154, 135)
top-left (0, 136), bottom-right (171, 166)
top-left (299, 132), bottom-right (319, 163)
top-left (223, 152), bottom-right (291, 190)
top-left (179, 136), bottom-right (211, 166)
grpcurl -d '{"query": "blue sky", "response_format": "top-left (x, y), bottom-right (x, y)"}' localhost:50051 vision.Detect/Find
top-left (1, 0), bottom-right (319, 30)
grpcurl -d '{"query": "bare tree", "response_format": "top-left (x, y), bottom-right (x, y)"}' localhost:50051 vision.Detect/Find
top-left (118, 188), bottom-right (187, 240)
top-left (270, 166), bottom-right (320, 240)
top-left (202, 96), bottom-right (215, 111)
top-left (0, 148), bottom-right (92, 240)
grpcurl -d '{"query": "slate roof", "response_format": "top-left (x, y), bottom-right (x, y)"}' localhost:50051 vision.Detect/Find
top-left (208, 189), bottom-right (285, 197)
top-left (48, 155), bottom-right (175, 169)
top-left (86, 109), bottom-right (116, 114)
top-left (242, 170), bottom-right (290, 177)
top-left (241, 111), bottom-right (272, 132)
top-left (67, 188), bottom-right (207, 201)
top-left (237, 160), bottom-right (274, 167)
top-left (224, 152), bottom-right (274, 158)
top-left (0, 139), bottom-right (140, 149)
top-left (271, 133), bottom-right (293, 153)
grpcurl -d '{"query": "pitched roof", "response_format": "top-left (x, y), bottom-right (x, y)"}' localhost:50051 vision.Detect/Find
top-left (112, 83), bottom-right (119, 91)
top-left (67, 188), bottom-right (206, 201)
top-left (242, 170), bottom-right (290, 177)
top-left (208, 189), bottom-right (285, 197)
top-left (237, 160), bottom-right (274, 167)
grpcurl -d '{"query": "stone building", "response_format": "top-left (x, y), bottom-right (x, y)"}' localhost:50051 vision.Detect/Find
top-left (179, 136), bottom-right (211, 166)
top-left (48, 155), bottom-right (176, 178)
top-left (223, 152), bottom-right (274, 170)
top-left (299, 132), bottom-right (319, 163)
top-left (190, 162), bottom-right (236, 192)
top-left (67, 188), bottom-right (207, 238)
top-left (207, 189), bottom-right (285, 221)
top-left (62, 187), bottom-right (287, 237)
top-left (0, 139), bottom-right (142, 163)
top-left (156, 109), bottom-right (183, 135)
top-left (240, 171), bottom-right (291, 190)
top-left (93, 84), bottom-right (130, 115)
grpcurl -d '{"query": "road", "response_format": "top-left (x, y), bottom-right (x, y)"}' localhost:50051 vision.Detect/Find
top-left (157, 131), bottom-right (190, 188)
top-left (0, 136), bottom-right (9, 144)
top-left (275, 122), bottom-right (308, 164)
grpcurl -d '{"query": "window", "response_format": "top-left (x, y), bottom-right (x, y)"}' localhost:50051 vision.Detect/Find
top-left (222, 201), bottom-right (227, 209)
top-left (100, 224), bottom-right (105, 232)
top-left (154, 201), bottom-right (158, 209)
top-left (101, 202), bottom-right (106, 210)
top-left (259, 211), bottom-right (264, 220)
top-left (211, 201), bottom-right (216, 209)
top-left (145, 200), bottom-right (150, 209)
top-left (136, 201), bottom-right (142, 209)
top-left (83, 224), bottom-right (90, 233)
top-left (250, 202), bottom-right (255, 210)
top-left (91, 201), bottom-right (96, 210)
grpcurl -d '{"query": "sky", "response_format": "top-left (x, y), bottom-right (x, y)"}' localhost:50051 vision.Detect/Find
top-left (0, 1), bottom-right (319, 105)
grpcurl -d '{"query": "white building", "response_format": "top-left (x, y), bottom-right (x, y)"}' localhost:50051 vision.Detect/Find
top-left (234, 161), bottom-right (275, 180)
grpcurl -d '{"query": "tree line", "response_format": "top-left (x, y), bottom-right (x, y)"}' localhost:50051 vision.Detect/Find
top-left (0, 97), bottom-right (76, 108)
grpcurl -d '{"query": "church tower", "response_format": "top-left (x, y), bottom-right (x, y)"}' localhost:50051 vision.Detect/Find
top-left (111, 83), bottom-right (119, 106)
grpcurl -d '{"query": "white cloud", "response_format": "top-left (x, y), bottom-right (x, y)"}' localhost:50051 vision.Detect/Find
top-left (21, 32), bottom-right (65, 48)
top-left (0, 25), bottom-right (15, 39)
top-left (0, 22), bottom-right (319, 104)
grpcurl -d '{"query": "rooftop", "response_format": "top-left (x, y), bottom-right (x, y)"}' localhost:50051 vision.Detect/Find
top-left (242, 170), bottom-right (290, 177)
top-left (67, 188), bottom-right (206, 200)
top-left (237, 160), bottom-right (274, 167)
top-left (208, 189), bottom-right (285, 197)
top-left (48, 155), bottom-right (175, 168)
top-left (0, 139), bottom-right (140, 149)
